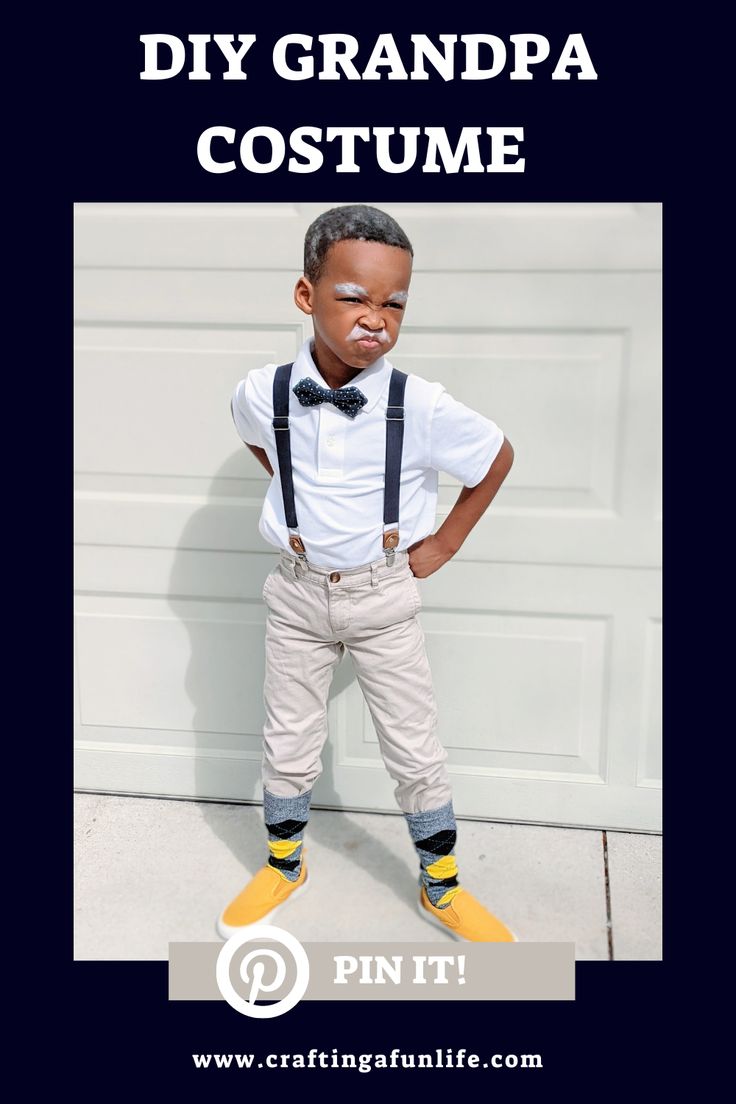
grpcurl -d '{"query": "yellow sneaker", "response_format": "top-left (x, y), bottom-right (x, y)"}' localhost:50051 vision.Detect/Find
top-left (418, 886), bottom-right (518, 942)
top-left (216, 861), bottom-right (309, 940)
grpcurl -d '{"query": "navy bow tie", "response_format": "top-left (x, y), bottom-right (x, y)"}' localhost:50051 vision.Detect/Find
top-left (292, 376), bottom-right (368, 419)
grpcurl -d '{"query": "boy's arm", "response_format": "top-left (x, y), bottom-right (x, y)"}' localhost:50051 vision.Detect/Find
top-left (245, 442), bottom-right (274, 477)
top-left (230, 389), bottom-right (274, 476)
top-left (409, 438), bottom-right (514, 578)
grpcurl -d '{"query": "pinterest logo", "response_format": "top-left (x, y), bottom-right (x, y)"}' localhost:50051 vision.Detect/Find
top-left (215, 925), bottom-right (310, 1018)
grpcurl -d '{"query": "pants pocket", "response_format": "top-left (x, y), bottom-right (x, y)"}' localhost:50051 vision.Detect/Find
top-left (408, 574), bottom-right (422, 615)
top-left (389, 567), bottom-right (421, 619)
top-left (262, 566), bottom-right (278, 600)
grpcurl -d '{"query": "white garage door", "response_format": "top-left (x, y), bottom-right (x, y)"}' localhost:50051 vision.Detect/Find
top-left (74, 202), bottom-right (661, 831)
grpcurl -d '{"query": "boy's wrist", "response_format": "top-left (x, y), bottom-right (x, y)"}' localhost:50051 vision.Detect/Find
top-left (434, 529), bottom-right (461, 558)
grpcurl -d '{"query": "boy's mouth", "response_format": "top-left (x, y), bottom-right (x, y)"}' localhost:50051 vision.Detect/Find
top-left (348, 324), bottom-right (389, 350)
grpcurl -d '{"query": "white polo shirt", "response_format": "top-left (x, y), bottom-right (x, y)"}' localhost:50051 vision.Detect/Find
top-left (231, 339), bottom-right (504, 569)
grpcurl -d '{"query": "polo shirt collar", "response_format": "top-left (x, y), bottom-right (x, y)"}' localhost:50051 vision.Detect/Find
top-left (294, 339), bottom-right (392, 415)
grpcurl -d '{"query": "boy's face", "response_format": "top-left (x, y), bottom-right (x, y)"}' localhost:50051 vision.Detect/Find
top-left (294, 239), bottom-right (412, 376)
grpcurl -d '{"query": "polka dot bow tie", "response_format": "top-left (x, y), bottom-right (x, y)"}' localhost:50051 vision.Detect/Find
top-left (292, 377), bottom-right (368, 420)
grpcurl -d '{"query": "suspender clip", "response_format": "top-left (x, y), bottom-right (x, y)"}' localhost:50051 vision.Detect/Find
top-left (383, 527), bottom-right (399, 566)
top-left (288, 533), bottom-right (307, 557)
top-left (288, 530), bottom-right (308, 575)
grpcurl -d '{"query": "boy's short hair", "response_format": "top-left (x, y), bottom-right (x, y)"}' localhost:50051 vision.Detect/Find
top-left (304, 204), bottom-right (413, 283)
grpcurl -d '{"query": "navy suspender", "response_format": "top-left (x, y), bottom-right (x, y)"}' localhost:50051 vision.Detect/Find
top-left (382, 368), bottom-right (407, 555)
top-left (271, 362), bottom-right (408, 564)
top-left (272, 364), bottom-right (300, 541)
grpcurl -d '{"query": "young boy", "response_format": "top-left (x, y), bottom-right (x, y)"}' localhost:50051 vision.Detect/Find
top-left (220, 204), bottom-right (516, 942)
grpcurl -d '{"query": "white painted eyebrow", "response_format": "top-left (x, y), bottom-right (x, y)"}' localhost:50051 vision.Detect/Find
top-left (334, 283), bottom-right (368, 296)
top-left (334, 283), bottom-right (408, 302)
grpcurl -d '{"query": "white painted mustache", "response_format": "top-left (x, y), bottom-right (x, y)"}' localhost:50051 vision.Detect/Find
top-left (347, 325), bottom-right (390, 344)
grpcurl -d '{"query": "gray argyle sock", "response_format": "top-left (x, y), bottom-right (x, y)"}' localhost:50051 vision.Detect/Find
top-left (404, 800), bottom-right (461, 909)
top-left (263, 789), bottom-right (311, 883)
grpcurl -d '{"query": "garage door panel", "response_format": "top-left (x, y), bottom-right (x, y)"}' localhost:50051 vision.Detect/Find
top-left (75, 596), bottom-right (268, 741)
top-left (75, 269), bottom-right (305, 325)
top-left (74, 203), bottom-right (305, 269)
top-left (75, 546), bottom-right (270, 600)
top-left (396, 333), bottom-right (625, 511)
top-left (438, 514), bottom-right (659, 568)
top-left (75, 495), bottom-right (266, 553)
top-left (74, 323), bottom-right (306, 354)
top-left (75, 724), bottom-right (261, 756)
top-left (348, 612), bottom-right (608, 770)
top-left (75, 330), bottom-right (302, 476)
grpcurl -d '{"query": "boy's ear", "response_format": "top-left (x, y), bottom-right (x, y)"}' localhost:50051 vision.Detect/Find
top-left (294, 276), bottom-right (315, 316)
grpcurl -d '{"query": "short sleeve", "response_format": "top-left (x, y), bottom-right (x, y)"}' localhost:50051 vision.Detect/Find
top-left (429, 388), bottom-right (505, 488)
top-left (230, 375), bottom-right (265, 449)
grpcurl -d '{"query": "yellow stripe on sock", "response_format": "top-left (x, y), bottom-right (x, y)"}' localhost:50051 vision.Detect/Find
top-left (426, 855), bottom-right (458, 880)
top-left (268, 838), bottom-right (303, 859)
top-left (436, 886), bottom-right (462, 908)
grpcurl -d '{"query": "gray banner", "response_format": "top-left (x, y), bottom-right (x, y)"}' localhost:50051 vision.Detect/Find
top-left (170, 941), bottom-right (575, 1002)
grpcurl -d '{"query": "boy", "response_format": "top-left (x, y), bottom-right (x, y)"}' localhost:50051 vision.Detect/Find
top-left (220, 204), bottom-right (516, 942)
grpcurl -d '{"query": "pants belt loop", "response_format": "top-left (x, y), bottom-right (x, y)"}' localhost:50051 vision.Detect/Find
top-left (370, 562), bottom-right (379, 589)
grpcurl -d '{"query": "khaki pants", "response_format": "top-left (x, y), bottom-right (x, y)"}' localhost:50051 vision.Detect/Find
top-left (261, 548), bottom-right (452, 814)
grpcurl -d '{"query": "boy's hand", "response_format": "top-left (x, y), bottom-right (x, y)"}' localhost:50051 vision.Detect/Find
top-left (408, 440), bottom-right (515, 578)
top-left (406, 533), bottom-right (456, 578)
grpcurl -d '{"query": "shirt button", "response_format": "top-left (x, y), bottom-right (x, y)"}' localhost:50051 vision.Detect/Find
top-left (329, 572), bottom-right (341, 583)
top-left (326, 436), bottom-right (335, 447)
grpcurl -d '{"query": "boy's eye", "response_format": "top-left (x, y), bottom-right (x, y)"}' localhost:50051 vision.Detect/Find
top-left (337, 297), bottom-right (405, 310)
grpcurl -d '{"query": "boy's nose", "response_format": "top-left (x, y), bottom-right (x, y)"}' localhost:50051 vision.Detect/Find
top-left (359, 308), bottom-right (384, 329)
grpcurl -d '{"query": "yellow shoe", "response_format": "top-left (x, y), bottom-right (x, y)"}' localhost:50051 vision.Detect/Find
top-left (216, 862), bottom-right (309, 940)
top-left (418, 886), bottom-right (518, 942)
